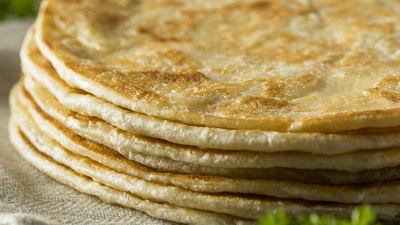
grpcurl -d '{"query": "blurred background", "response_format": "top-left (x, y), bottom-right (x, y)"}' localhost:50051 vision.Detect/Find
top-left (0, 0), bottom-right (40, 103)
top-left (0, 0), bottom-right (41, 138)
top-left (0, 1), bottom-right (53, 223)
top-left (0, 0), bottom-right (41, 97)
top-left (0, 0), bottom-right (41, 21)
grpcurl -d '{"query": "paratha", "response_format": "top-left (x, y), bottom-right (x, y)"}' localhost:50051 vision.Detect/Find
top-left (13, 85), bottom-right (400, 208)
top-left (21, 29), bottom-right (400, 154)
top-left (14, 83), bottom-right (400, 185)
top-left (20, 75), bottom-right (400, 172)
top-left (8, 119), bottom-right (254, 225)
top-left (10, 83), bottom-right (400, 223)
top-left (12, 120), bottom-right (400, 223)
top-left (35, 0), bottom-right (400, 132)
top-left (12, 0), bottom-right (400, 223)
top-left (15, 84), bottom-right (352, 195)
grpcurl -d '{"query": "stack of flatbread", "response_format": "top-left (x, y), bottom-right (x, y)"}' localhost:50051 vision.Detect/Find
top-left (9, 0), bottom-right (400, 224)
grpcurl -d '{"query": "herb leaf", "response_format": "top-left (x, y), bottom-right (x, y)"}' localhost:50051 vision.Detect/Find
top-left (259, 206), bottom-right (381, 225)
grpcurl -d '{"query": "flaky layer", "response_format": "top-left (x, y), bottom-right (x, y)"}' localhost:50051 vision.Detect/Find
top-left (8, 118), bottom-right (254, 224)
top-left (11, 94), bottom-right (400, 222)
top-left (14, 82), bottom-right (400, 206)
top-left (11, 118), bottom-right (400, 223)
top-left (20, 75), bottom-right (400, 171)
top-left (14, 80), bottom-right (400, 185)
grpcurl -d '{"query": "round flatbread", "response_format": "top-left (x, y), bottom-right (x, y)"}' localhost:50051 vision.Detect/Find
top-left (14, 84), bottom-right (400, 185)
top-left (8, 119), bottom-right (254, 225)
top-left (12, 119), bottom-right (400, 223)
top-left (13, 83), bottom-right (400, 206)
top-left (20, 75), bottom-right (400, 172)
top-left (35, 0), bottom-right (400, 132)
top-left (21, 29), bottom-right (400, 154)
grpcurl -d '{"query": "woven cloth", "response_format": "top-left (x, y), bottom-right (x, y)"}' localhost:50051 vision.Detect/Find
top-left (0, 19), bottom-right (176, 225)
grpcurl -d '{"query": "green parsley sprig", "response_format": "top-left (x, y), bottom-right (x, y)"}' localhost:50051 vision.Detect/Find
top-left (0, 0), bottom-right (41, 21)
top-left (259, 206), bottom-right (381, 225)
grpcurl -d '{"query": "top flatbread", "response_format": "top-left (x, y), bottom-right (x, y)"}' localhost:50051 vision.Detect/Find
top-left (35, 0), bottom-right (400, 132)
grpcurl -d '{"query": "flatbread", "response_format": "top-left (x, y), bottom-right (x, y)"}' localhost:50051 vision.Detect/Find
top-left (34, 0), bottom-right (400, 132)
top-left (21, 28), bottom-right (400, 154)
top-left (10, 83), bottom-right (400, 223)
top-left (12, 120), bottom-right (400, 224)
top-left (8, 120), bottom-right (255, 225)
top-left (19, 76), bottom-right (400, 172)
top-left (14, 82), bottom-right (400, 207)
top-left (13, 0), bottom-right (400, 223)
top-left (14, 85), bottom-right (400, 185)
top-left (15, 80), bottom-right (400, 190)
top-left (14, 82), bottom-right (350, 195)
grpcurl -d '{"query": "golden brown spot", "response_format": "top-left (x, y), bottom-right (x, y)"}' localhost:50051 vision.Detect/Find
top-left (97, 13), bottom-right (126, 30)
top-left (294, 73), bottom-right (315, 85)
top-left (292, 108), bottom-right (315, 113)
top-left (366, 75), bottom-right (400, 103)
top-left (194, 87), bottom-right (238, 100)
top-left (63, 57), bottom-right (170, 104)
top-left (367, 88), bottom-right (400, 103)
top-left (263, 67), bottom-right (276, 73)
top-left (153, 49), bottom-right (195, 67)
top-left (210, 67), bottom-right (223, 73)
top-left (263, 78), bottom-right (287, 98)
top-left (160, 19), bottom-right (197, 34)
top-left (135, 26), bottom-right (190, 42)
top-left (245, 1), bottom-right (271, 10)
top-left (251, 44), bottom-right (321, 64)
top-left (43, 37), bottom-right (58, 51)
top-left (63, 57), bottom-right (109, 75)
top-left (241, 96), bottom-right (288, 109)
top-left (263, 74), bottom-right (316, 98)
top-left (144, 0), bottom-right (184, 8)
top-left (279, 33), bottom-right (298, 42)
top-left (114, 82), bottom-right (168, 103)
top-left (74, 113), bottom-right (101, 122)
top-left (126, 70), bottom-right (210, 86)
top-left (379, 76), bottom-right (400, 86)
top-left (333, 49), bottom-right (375, 67)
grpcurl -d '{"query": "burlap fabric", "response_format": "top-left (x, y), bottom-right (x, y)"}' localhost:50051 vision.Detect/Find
top-left (0, 19), bottom-right (176, 225)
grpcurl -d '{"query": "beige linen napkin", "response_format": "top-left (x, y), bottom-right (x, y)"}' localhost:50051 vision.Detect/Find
top-left (0, 19), bottom-right (176, 225)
